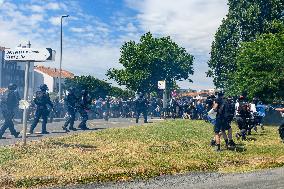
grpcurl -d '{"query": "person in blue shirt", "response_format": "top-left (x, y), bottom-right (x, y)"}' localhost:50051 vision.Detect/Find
top-left (256, 101), bottom-right (266, 130)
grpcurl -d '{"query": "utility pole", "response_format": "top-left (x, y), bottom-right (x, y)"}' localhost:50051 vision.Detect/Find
top-left (22, 41), bottom-right (31, 146)
top-left (59, 15), bottom-right (69, 100)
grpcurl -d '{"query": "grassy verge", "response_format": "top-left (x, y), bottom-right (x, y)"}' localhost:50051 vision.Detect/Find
top-left (0, 120), bottom-right (283, 188)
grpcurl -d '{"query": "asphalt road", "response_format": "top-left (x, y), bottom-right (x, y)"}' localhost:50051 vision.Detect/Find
top-left (0, 117), bottom-right (160, 146)
top-left (51, 168), bottom-right (284, 189)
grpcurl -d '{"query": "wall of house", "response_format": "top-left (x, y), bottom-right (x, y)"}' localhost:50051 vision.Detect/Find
top-left (34, 70), bottom-right (54, 93)
top-left (53, 77), bottom-right (66, 93)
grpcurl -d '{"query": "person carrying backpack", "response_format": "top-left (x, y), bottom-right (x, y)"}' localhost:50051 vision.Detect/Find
top-left (212, 92), bottom-right (236, 151)
top-left (0, 84), bottom-right (21, 139)
top-left (235, 95), bottom-right (251, 140)
top-left (275, 107), bottom-right (284, 142)
top-left (135, 92), bottom-right (148, 123)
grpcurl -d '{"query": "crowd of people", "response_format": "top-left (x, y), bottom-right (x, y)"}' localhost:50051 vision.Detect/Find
top-left (0, 83), bottom-right (283, 151)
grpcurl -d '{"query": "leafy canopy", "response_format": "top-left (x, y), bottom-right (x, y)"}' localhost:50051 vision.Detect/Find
top-left (64, 76), bottom-right (133, 99)
top-left (229, 32), bottom-right (284, 103)
top-left (208, 0), bottom-right (284, 89)
top-left (107, 32), bottom-right (194, 93)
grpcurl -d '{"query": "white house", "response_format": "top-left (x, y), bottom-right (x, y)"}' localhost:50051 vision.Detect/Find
top-left (34, 65), bottom-right (74, 93)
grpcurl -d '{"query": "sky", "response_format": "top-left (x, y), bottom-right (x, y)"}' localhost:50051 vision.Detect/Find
top-left (0, 0), bottom-right (228, 90)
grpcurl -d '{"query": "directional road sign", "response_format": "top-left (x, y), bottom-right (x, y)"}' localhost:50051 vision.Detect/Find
top-left (158, 80), bottom-right (166, 89)
top-left (19, 100), bottom-right (30, 110)
top-left (4, 48), bottom-right (56, 62)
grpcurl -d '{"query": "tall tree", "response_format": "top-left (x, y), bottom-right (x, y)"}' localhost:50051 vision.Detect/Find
top-left (229, 32), bottom-right (284, 103)
top-left (208, 0), bottom-right (284, 89)
top-left (107, 32), bottom-right (194, 93)
top-left (64, 76), bottom-right (133, 99)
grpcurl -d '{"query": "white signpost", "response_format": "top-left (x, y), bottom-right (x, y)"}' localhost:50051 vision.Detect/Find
top-left (4, 42), bottom-right (55, 146)
top-left (158, 80), bottom-right (167, 119)
top-left (158, 80), bottom-right (166, 90)
top-left (5, 48), bottom-right (55, 62)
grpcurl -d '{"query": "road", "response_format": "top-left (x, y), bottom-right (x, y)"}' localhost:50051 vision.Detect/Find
top-left (0, 118), bottom-right (161, 146)
top-left (51, 168), bottom-right (284, 189)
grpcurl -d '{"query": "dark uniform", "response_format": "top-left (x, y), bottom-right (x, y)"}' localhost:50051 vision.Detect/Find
top-left (169, 98), bottom-right (179, 119)
top-left (135, 93), bottom-right (148, 123)
top-left (214, 97), bottom-right (230, 133)
top-left (0, 84), bottom-right (20, 139)
top-left (62, 88), bottom-right (78, 132)
top-left (78, 90), bottom-right (91, 130)
top-left (103, 97), bottom-right (111, 121)
top-left (29, 84), bottom-right (53, 134)
top-left (235, 97), bottom-right (251, 140)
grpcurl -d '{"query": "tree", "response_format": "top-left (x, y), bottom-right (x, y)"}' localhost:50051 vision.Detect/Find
top-left (208, 0), bottom-right (284, 89)
top-left (109, 86), bottom-right (135, 99)
top-left (107, 32), bottom-right (194, 93)
top-left (229, 32), bottom-right (284, 103)
top-left (64, 76), bottom-right (133, 99)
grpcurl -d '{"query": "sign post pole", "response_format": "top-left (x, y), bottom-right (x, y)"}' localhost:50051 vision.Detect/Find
top-left (22, 41), bottom-right (31, 146)
top-left (158, 80), bottom-right (167, 119)
top-left (162, 80), bottom-right (167, 119)
top-left (4, 44), bottom-right (55, 146)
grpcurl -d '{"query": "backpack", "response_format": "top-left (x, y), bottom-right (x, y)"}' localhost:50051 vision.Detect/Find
top-left (1, 90), bottom-right (19, 110)
top-left (224, 101), bottom-right (235, 121)
top-left (238, 101), bottom-right (251, 117)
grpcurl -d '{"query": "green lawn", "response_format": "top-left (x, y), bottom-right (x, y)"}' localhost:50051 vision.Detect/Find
top-left (0, 120), bottom-right (283, 188)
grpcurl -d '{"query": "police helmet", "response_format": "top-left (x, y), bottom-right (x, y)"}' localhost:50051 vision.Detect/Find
top-left (68, 87), bottom-right (75, 93)
top-left (138, 92), bottom-right (143, 98)
top-left (8, 83), bottom-right (17, 91)
top-left (81, 89), bottom-right (87, 95)
top-left (217, 91), bottom-right (224, 97)
top-left (239, 95), bottom-right (245, 101)
top-left (40, 84), bottom-right (48, 91)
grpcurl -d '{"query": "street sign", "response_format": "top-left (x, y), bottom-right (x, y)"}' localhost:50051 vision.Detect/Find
top-left (19, 100), bottom-right (30, 110)
top-left (4, 48), bottom-right (56, 62)
top-left (158, 80), bottom-right (166, 89)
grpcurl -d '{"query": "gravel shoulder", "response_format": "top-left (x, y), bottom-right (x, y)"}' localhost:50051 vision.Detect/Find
top-left (51, 167), bottom-right (284, 189)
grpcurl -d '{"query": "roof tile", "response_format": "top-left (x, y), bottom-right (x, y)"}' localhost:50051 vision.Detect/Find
top-left (35, 65), bottom-right (74, 78)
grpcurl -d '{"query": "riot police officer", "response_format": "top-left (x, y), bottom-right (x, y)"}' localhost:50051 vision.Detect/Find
top-left (235, 95), bottom-right (251, 140)
top-left (62, 87), bottom-right (78, 132)
top-left (77, 89), bottom-right (91, 130)
top-left (0, 84), bottom-right (20, 139)
top-left (135, 92), bottom-right (148, 123)
top-left (29, 84), bottom-right (53, 134)
top-left (103, 96), bottom-right (111, 121)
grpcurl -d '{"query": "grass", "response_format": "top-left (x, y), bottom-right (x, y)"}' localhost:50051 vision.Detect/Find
top-left (0, 120), bottom-right (283, 188)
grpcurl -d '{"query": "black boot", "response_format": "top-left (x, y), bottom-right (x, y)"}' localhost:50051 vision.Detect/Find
top-left (69, 126), bottom-right (77, 131)
top-left (210, 139), bottom-right (216, 147)
top-left (215, 144), bottom-right (221, 152)
top-left (13, 132), bottom-right (20, 138)
top-left (62, 126), bottom-right (70, 132)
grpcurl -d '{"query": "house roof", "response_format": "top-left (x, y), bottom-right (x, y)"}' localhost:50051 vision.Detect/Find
top-left (35, 66), bottom-right (74, 78)
top-left (181, 91), bottom-right (214, 97)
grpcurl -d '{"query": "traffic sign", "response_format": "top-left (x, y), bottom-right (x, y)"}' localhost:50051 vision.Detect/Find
top-left (158, 80), bottom-right (166, 89)
top-left (4, 48), bottom-right (56, 62)
top-left (19, 100), bottom-right (30, 110)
